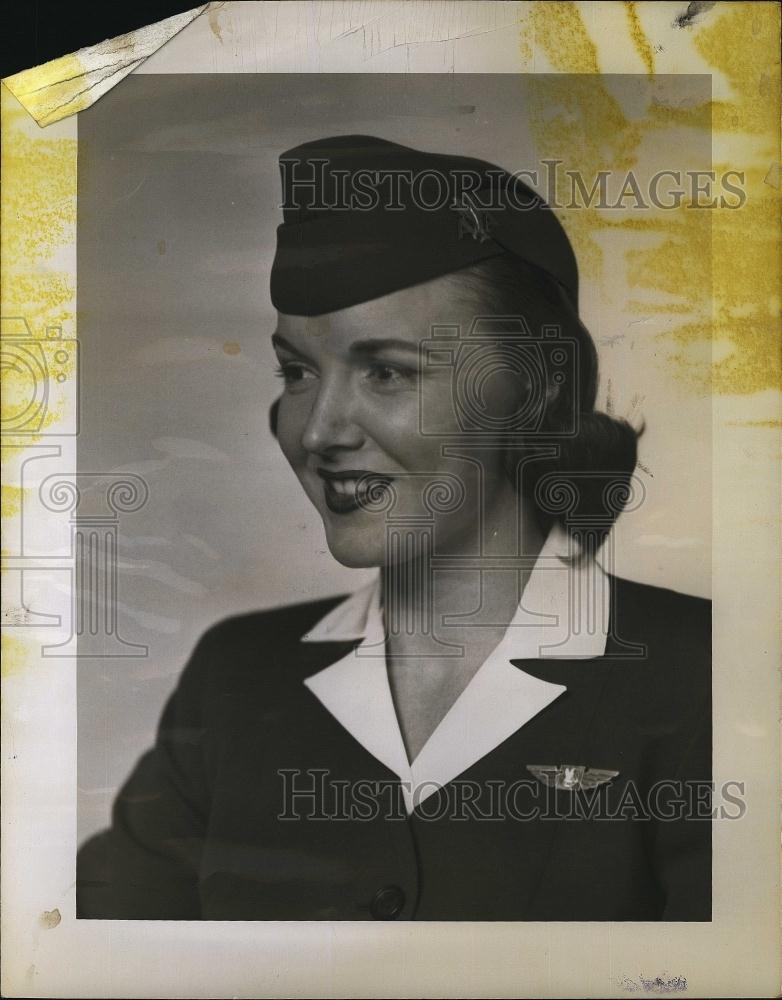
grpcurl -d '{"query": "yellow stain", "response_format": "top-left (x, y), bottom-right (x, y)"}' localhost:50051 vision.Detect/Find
top-left (696, 3), bottom-right (781, 136)
top-left (624, 2), bottom-right (655, 77)
top-left (1, 99), bottom-right (76, 304)
top-left (4, 53), bottom-right (93, 127)
top-left (0, 484), bottom-right (27, 519)
top-left (728, 419), bottom-right (782, 428)
top-left (1, 632), bottom-right (32, 677)
top-left (522, 1), bottom-right (782, 395)
top-left (530, 2), bottom-right (600, 74)
top-left (1, 88), bottom-right (77, 446)
top-left (2, 86), bottom-right (77, 680)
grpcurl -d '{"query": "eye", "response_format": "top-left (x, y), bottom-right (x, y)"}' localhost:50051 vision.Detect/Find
top-left (365, 362), bottom-right (416, 389)
top-left (274, 361), bottom-right (317, 391)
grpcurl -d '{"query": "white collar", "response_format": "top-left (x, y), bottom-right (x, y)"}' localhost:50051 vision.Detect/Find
top-left (302, 528), bottom-right (610, 814)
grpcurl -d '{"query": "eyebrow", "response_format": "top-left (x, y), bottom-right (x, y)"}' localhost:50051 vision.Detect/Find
top-left (271, 333), bottom-right (309, 358)
top-left (271, 333), bottom-right (419, 359)
top-left (349, 338), bottom-right (419, 357)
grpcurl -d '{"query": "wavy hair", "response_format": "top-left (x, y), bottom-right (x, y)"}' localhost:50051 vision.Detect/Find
top-left (444, 252), bottom-right (640, 552)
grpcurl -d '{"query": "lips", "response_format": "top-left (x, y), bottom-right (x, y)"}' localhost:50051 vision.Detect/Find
top-left (317, 468), bottom-right (393, 515)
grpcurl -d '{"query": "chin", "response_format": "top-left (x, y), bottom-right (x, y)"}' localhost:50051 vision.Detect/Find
top-left (321, 523), bottom-right (386, 568)
top-left (325, 540), bottom-right (385, 569)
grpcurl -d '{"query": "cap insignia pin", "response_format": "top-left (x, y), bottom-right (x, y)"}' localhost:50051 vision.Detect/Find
top-left (455, 194), bottom-right (494, 243)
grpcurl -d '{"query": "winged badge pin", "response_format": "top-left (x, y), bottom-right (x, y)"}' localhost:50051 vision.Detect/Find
top-left (526, 764), bottom-right (620, 791)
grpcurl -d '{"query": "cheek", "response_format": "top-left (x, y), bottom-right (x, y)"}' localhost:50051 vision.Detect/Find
top-left (358, 398), bottom-right (427, 467)
top-left (275, 396), bottom-right (308, 469)
top-left (364, 381), bottom-right (463, 470)
top-left (481, 370), bottom-right (527, 419)
top-left (364, 397), bottom-right (509, 484)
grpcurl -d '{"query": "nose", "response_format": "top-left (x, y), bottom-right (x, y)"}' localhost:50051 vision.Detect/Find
top-left (301, 375), bottom-right (365, 455)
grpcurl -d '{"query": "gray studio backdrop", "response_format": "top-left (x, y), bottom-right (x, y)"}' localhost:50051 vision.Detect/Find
top-left (77, 74), bottom-right (711, 843)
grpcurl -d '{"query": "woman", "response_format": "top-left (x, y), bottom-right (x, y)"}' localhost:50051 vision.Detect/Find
top-left (77, 136), bottom-right (711, 921)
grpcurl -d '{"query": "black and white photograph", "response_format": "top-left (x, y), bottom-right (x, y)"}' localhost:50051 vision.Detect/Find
top-left (74, 73), bottom-right (715, 923)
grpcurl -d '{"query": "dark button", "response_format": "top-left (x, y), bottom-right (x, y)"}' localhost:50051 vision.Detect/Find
top-left (370, 885), bottom-right (405, 920)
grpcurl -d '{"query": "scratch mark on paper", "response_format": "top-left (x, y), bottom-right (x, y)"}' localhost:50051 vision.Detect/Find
top-left (1, 605), bottom-right (34, 625)
top-left (358, 1), bottom-right (520, 62)
top-left (619, 971), bottom-right (688, 992)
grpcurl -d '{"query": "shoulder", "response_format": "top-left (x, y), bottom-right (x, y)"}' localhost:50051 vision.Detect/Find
top-left (611, 575), bottom-right (711, 632)
top-left (197, 594), bottom-right (347, 652)
top-left (610, 574), bottom-right (711, 662)
top-left (607, 575), bottom-right (711, 709)
top-left (173, 594), bottom-right (349, 705)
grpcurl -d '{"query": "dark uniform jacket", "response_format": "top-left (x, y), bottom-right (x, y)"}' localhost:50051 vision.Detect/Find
top-left (77, 575), bottom-right (711, 921)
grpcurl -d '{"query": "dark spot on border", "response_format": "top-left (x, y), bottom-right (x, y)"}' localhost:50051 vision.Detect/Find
top-left (674, 1), bottom-right (716, 29)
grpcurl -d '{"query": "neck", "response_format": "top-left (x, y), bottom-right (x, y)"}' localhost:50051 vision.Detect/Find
top-left (380, 483), bottom-right (547, 764)
top-left (382, 482), bottom-right (546, 660)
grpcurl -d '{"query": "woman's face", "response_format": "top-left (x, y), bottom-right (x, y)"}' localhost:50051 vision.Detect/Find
top-left (273, 274), bottom-right (527, 568)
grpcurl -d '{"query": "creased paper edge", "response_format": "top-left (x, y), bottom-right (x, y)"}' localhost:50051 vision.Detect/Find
top-left (0, 2), bottom-right (222, 127)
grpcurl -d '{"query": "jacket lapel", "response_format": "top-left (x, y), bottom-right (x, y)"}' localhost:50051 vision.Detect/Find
top-left (303, 637), bottom-right (412, 799)
top-left (409, 658), bottom-right (566, 806)
top-left (296, 555), bottom-right (620, 817)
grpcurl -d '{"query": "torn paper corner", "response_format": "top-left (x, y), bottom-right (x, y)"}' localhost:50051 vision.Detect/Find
top-left (1, 2), bottom-right (220, 128)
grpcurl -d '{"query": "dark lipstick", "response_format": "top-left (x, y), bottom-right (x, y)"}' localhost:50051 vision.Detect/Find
top-left (317, 469), bottom-right (393, 516)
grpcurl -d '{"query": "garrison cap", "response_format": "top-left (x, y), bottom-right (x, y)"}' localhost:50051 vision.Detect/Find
top-left (270, 135), bottom-right (578, 317)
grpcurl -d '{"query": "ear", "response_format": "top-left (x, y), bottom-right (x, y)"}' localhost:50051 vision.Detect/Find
top-left (269, 397), bottom-right (280, 437)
